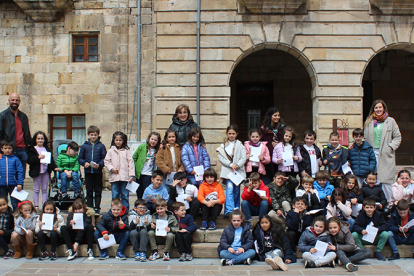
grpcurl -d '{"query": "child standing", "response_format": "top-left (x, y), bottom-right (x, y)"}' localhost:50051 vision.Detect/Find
top-left (273, 126), bottom-right (302, 179)
top-left (11, 201), bottom-right (38, 259)
top-left (347, 128), bottom-right (376, 186)
top-left (129, 198), bottom-right (152, 262)
top-left (0, 139), bottom-right (24, 211)
top-left (56, 141), bottom-right (80, 198)
top-left (36, 200), bottom-right (65, 260)
top-left (286, 197), bottom-right (313, 252)
top-left (94, 198), bottom-right (130, 260)
top-left (148, 199), bottom-right (178, 261)
top-left (298, 216), bottom-right (336, 268)
top-left (173, 202), bottom-right (197, 261)
top-left (60, 199), bottom-right (95, 261)
top-left (156, 129), bottom-right (184, 193)
top-left (78, 126), bottom-right (107, 215)
top-left (326, 188), bottom-right (354, 231)
top-left (0, 195), bottom-right (14, 258)
top-left (296, 176), bottom-right (321, 211)
top-left (133, 132), bottom-right (161, 200)
top-left (197, 168), bottom-right (225, 230)
top-left (313, 171), bottom-right (334, 207)
top-left (142, 170), bottom-right (169, 214)
top-left (253, 214), bottom-right (296, 271)
top-left (218, 209), bottom-right (256, 266)
top-left (181, 127), bottom-right (210, 186)
top-left (104, 132), bottom-right (135, 212)
top-left (244, 129), bottom-right (271, 179)
top-left (298, 130), bottom-right (322, 178)
top-left (27, 131), bottom-right (56, 210)
top-left (241, 172), bottom-right (271, 221)
top-left (168, 172), bottom-right (200, 220)
top-left (352, 198), bottom-right (388, 261)
top-left (322, 132), bottom-right (349, 187)
top-left (216, 125), bottom-right (247, 216)
top-left (361, 172), bottom-right (387, 212)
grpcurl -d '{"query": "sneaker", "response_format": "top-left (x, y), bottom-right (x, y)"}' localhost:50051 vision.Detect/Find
top-left (226, 259), bottom-right (233, 266)
top-left (149, 250), bottom-right (160, 261)
top-left (208, 221), bottom-right (216, 230)
top-left (388, 252), bottom-right (400, 260)
top-left (265, 258), bottom-right (279, 270)
top-left (50, 252), bottom-right (57, 260)
top-left (337, 259), bottom-right (343, 266)
top-left (99, 252), bottom-right (109, 260)
top-left (346, 263), bottom-right (358, 272)
top-left (179, 253), bottom-right (186, 262)
top-left (245, 257), bottom-right (251, 265)
top-left (304, 260), bottom-right (315, 268)
top-left (134, 252), bottom-right (141, 261)
top-left (4, 250), bottom-right (13, 259)
top-left (140, 252), bottom-right (147, 262)
top-left (327, 260), bottom-right (335, 268)
top-left (87, 249), bottom-right (95, 261)
top-left (185, 253), bottom-right (193, 261)
top-left (61, 192), bottom-right (68, 199)
top-left (374, 251), bottom-right (386, 261)
top-left (116, 252), bottom-right (127, 260)
top-left (221, 259), bottom-right (227, 266)
top-left (163, 252), bottom-right (170, 261)
top-left (66, 249), bottom-right (77, 261)
top-left (39, 251), bottom-right (49, 260)
top-left (273, 256), bottom-right (288, 271)
top-left (94, 208), bottom-right (100, 216)
top-left (200, 221), bottom-right (207, 230)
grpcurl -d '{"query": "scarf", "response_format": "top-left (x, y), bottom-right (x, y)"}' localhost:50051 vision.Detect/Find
top-left (373, 112), bottom-right (388, 127)
top-left (249, 141), bottom-right (261, 147)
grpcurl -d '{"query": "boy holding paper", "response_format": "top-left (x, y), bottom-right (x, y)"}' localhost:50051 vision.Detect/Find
top-left (387, 199), bottom-right (414, 260)
top-left (240, 172), bottom-right (271, 221)
top-left (173, 201), bottom-right (197, 261)
top-left (352, 198), bottom-right (388, 261)
top-left (322, 132), bottom-right (349, 187)
top-left (129, 199), bottom-right (152, 261)
top-left (143, 170), bottom-right (169, 214)
top-left (168, 172), bottom-right (200, 220)
top-left (94, 198), bottom-right (130, 260)
top-left (148, 199), bottom-right (178, 261)
top-left (0, 139), bottom-right (24, 211)
top-left (286, 197), bottom-right (313, 252)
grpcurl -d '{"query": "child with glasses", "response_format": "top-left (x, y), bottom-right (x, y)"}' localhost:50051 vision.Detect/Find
top-left (129, 199), bottom-right (152, 261)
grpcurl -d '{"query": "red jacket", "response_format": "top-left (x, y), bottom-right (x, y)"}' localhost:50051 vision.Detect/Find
top-left (241, 180), bottom-right (272, 207)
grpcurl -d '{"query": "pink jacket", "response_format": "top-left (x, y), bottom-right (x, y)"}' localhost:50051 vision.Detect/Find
top-left (390, 182), bottom-right (414, 206)
top-left (244, 141), bottom-right (271, 175)
top-left (272, 143), bottom-right (302, 172)
top-left (104, 146), bottom-right (135, 183)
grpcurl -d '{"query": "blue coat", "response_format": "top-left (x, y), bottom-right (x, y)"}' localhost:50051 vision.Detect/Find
top-left (181, 142), bottom-right (210, 185)
top-left (176, 214), bottom-right (197, 234)
top-left (353, 210), bottom-right (388, 235)
top-left (78, 138), bottom-right (107, 174)
top-left (313, 180), bottom-right (334, 200)
top-left (388, 210), bottom-right (414, 235)
top-left (217, 221), bottom-right (254, 254)
top-left (0, 154), bottom-right (24, 187)
top-left (298, 226), bottom-right (332, 253)
top-left (347, 141), bottom-right (376, 177)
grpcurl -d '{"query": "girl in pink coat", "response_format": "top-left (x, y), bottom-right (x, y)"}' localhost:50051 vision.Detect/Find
top-left (244, 129), bottom-right (271, 179)
top-left (272, 126), bottom-right (302, 178)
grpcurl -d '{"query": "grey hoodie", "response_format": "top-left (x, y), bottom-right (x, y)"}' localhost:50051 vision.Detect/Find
top-left (14, 212), bottom-right (39, 235)
top-left (128, 209), bottom-right (152, 231)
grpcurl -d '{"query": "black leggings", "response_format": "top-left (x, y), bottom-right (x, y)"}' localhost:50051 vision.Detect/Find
top-left (60, 224), bottom-right (94, 250)
top-left (201, 204), bottom-right (222, 222)
top-left (37, 230), bottom-right (59, 252)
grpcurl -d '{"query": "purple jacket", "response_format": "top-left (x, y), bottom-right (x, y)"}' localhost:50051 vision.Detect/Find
top-left (272, 143), bottom-right (302, 172)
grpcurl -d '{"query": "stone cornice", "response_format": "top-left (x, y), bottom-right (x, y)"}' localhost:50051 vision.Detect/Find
top-left (370, 0), bottom-right (414, 14)
top-left (13, 0), bottom-right (73, 22)
top-left (237, 0), bottom-right (306, 14)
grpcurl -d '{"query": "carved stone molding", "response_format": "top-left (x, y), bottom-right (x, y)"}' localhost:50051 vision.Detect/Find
top-left (238, 0), bottom-right (307, 14)
top-left (13, 0), bottom-right (73, 22)
top-left (370, 0), bottom-right (414, 14)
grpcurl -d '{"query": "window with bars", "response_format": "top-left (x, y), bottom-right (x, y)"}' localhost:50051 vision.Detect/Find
top-left (49, 115), bottom-right (86, 145)
top-left (73, 35), bottom-right (98, 62)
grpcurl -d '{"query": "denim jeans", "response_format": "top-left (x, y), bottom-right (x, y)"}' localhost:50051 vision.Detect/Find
top-left (224, 179), bottom-right (240, 215)
top-left (387, 231), bottom-right (414, 253)
top-left (60, 171), bottom-right (80, 193)
top-left (0, 185), bottom-right (18, 211)
top-left (241, 200), bottom-right (268, 221)
top-left (111, 181), bottom-right (129, 211)
top-left (347, 218), bottom-right (355, 232)
top-left (219, 249), bottom-right (256, 265)
top-left (14, 148), bottom-right (27, 178)
top-left (94, 230), bottom-right (130, 254)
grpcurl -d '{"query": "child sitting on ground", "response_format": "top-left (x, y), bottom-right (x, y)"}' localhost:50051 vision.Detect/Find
top-left (241, 172), bottom-right (271, 221)
top-left (128, 199), bottom-right (152, 262)
top-left (173, 202), bottom-right (197, 261)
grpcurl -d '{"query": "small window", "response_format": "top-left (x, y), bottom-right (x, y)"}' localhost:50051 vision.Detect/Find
top-left (73, 35), bottom-right (99, 62)
top-left (49, 115), bottom-right (86, 145)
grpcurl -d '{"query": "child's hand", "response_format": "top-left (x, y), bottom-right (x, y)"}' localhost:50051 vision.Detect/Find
top-left (397, 178), bottom-right (403, 186)
top-left (68, 170), bottom-right (73, 175)
top-left (318, 160), bottom-right (322, 167)
top-left (379, 204), bottom-right (383, 209)
top-left (293, 207), bottom-right (300, 213)
top-left (403, 227), bottom-right (409, 233)
top-left (328, 243), bottom-right (336, 251)
top-left (258, 154), bottom-right (264, 161)
top-left (144, 216), bottom-right (149, 224)
top-left (112, 168), bottom-right (119, 174)
top-left (103, 234), bottom-right (109, 241)
top-left (118, 218), bottom-right (125, 228)
top-left (285, 259), bottom-right (292, 264)
top-left (135, 217), bottom-right (140, 224)
top-left (260, 196), bottom-right (268, 201)
top-left (310, 248), bottom-right (317, 254)
top-left (39, 154), bottom-right (45, 159)
top-left (327, 195), bottom-right (331, 201)
top-left (323, 159), bottom-right (328, 165)
top-left (186, 196), bottom-right (192, 202)
top-left (237, 248), bottom-right (244, 254)
top-left (93, 164), bottom-right (99, 169)
top-left (151, 222), bottom-right (156, 229)
top-left (166, 170), bottom-right (172, 174)
top-left (228, 248), bottom-right (235, 254)
top-left (231, 164), bottom-right (238, 171)
top-left (293, 156), bottom-right (299, 161)
top-left (277, 158), bottom-right (282, 164)
top-left (272, 141), bottom-right (278, 148)
top-left (84, 162), bottom-right (90, 168)
top-left (0, 230), bottom-right (4, 235)
top-left (151, 198), bottom-right (157, 203)
top-left (351, 198), bottom-right (358, 205)
top-left (180, 229), bottom-right (187, 233)
top-left (165, 227), bottom-right (170, 233)
top-left (172, 179), bottom-right (180, 187)
top-left (70, 220), bottom-right (75, 226)
top-left (247, 179), bottom-right (253, 191)
top-left (190, 170), bottom-right (196, 175)
top-left (301, 171), bottom-right (309, 177)
top-left (362, 230), bottom-right (368, 235)
top-left (277, 210), bottom-right (283, 217)
top-left (128, 177), bottom-right (133, 183)
top-left (309, 188), bottom-right (314, 194)
top-left (55, 168), bottom-right (60, 171)
top-left (17, 185), bottom-right (22, 192)
top-left (53, 225), bottom-right (57, 231)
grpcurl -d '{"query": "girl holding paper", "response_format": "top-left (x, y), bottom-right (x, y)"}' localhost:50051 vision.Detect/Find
top-left (216, 125), bottom-right (247, 216)
top-left (27, 131), bottom-right (56, 210)
top-left (244, 128), bottom-right (271, 180)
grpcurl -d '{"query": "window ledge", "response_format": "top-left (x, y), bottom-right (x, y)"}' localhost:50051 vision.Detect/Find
top-left (13, 0), bottom-right (73, 22)
top-left (237, 0), bottom-right (307, 14)
top-left (370, 0), bottom-right (414, 14)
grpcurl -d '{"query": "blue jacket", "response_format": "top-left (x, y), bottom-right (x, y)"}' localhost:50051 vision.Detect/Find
top-left (176, 214), bottom-right (197, 234)
top-left (347, 141), bottom-right (376, 177)
top-left (143, 184), bottom-right (169, 201)
top-left (286, 210), bottom-right (313, 232)
top-left (217, 221), bottom-right (254, 254)
top-left (298, 226), bottom-right (332, 253)
top-left (78, 138), bottom-right (107, 174)
top-left (313, 180), bottom-right (334, 200)
top-left (388, 210), bottom-right (414, 235)
top-left (181, 142), bottom-right (211, 185)
top-left (0, 154), bottom-right (24, 187)
top-left (353, 210), bottom-right (388, 235)
top-left (347, 190), bottom-right (364, 204)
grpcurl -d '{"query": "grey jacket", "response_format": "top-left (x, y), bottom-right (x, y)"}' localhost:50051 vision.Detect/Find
top-left (217, 140), bottom-right (247, 179)
top-left (14, 212), bottom-right (38, 235)
top-left (128, 209), bottom-right (152, 230)
top-left (298, 226), bottom-right (332, 253)
top-left (330, 224), bottom-right (360, 253)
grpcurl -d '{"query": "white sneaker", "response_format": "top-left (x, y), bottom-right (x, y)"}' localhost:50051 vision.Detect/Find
top-left (87, 249), bottom-right (95, 261)
top-left (66, 249), bottom-right (77, 261)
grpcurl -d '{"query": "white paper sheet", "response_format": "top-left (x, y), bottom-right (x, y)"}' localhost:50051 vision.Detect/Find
top-left (126, 181), bottom-right (140, 193)
top-left (312, 240), bottom-right (328, 258)
top-left (193, 165), bottom-right (204, 182)
top-left (40, 152), bottom-right (51, 164)
top-left (307, 209), bottom-right (323, 215)
top-left (11, 187), bottom-right (29, 201)
top-left (249, 147), bottom-right (261, 163)
top-left (227, 171), bottom-right (244, 186)
top-left (98, 234), bottom-right (116, 249)
top-left (72, 213), bottom-right (84, 230)
top-left (310, 155), bottom-right (319, 176)
top-left (144, 194), bottom-right (155, 203)
top-left (176, 194), bottom-right (190, 209)
top-left (282, 151), bottom-right (294, 167)
top-left (402, 219), bottom-right (414, 231)
top-left (362, 224), bottom-right (378, 243)
top-left (41, 213), bottom-right (54, 231)
top-left (352, 203), bottom-right (363, 217)
top-left (165, 172), bottom-right (176, 185)
top-left (253, 189), bottom-right (266, 197)
top-left (341, 163), bottom-right (353, 174)
top-left (156, 220), bottom-right (168, 236)
top-left (90, 161), bottom-right (97, 166)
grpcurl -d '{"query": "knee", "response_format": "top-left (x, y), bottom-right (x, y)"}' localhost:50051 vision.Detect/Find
top-left (50, 231), bottom-right (58, 239)
top-left (148, 231), bottom-right (155, 238)
top-left (352, 232), bottom-right (359, 239)
top-left (260, 200), bottom-right (269, 208)
top-left (387, 231), bottom-right (394, 238)
top-left (140, 229), bottom-right (148, 235)
top-left (60, 173), bottom-right (67, 179)
top-left (130, 230), bottom-right (138, 237)
top-left (11, 232), bottom-right (19, 239)
top-left (94, 230), bottom-right (101, 239)
top-left (241, 200), bottom-right (249, 208)
top-left (380, 231), bottom-right (388, 239)
top-left (85, 224), bottom-right (94, 231)
top-left (26, 230), bottom-right (33, 236)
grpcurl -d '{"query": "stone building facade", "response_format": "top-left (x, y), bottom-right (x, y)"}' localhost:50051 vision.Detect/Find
top-left (0, 0), bottom-right (414, 166)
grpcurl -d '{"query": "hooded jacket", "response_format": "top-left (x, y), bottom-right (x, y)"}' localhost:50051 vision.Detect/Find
top-left (390, 182), bottom-right (414, 207)
top-left (217, 221), bottom-right (254, 253)
top-left (197, 181), bottom-right (225, 205)
top-left (181, 141), bottom-right (211, 185)
top-left (128, 209), bottom-right (152, 231)
top-left (176, 213), bottom-right (197, 234)
top-left (0, 154), bottom-right (24, 187)
top-left (151, 210), bottom-right (179, 233)
top-left (14, 211), bottom-right (38, 235)
top-left (361, 180), bottom-right (387, 208)
top-left (104, 146), bottom-right (135, 183)
top-left (313, 180), bottom-right (334, 201)
top-left (66, 206), bottom-right (95, 227)
top-left (168, 115), bottom-right (200, 147)
top-left (56, 150), bottom-right (80, 172)
top-left (322, 144), bottom-right (348, 176)
top-left (286, 210), bottom-right (312, 232)
top-left (347, 141), bottom-right (376, 177)
top-left (27, 145), bottom-right (56, 178)
top-left (326, 200), bottom-right (353, 221)
top-left (143, 184), bottom-right (169, 202)
top-left (96, 206), bottom-right (129, 235)
top-left (241, 180), bottom-right (272, 207)
top-left (78, 138), bottom-right (107, 174)
top-left (244, 141), bottom-right (271, 175)
top-left (330, 224), bottom-right (360, 252)
top-left (298, 226), bottom-right (332, 253)
top-left (353, 210), bottom-right (388, 235)
top-left (35, 207), bottom-right (65, 236)
top-left (298, 144), bottom-right (322, 177)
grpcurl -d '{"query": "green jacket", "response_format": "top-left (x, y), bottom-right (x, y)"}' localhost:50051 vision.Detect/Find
top-left (56, 151), bottom-right (80, 172)
top-left (151, 210), bottom-right (179, 234)
top-left (268, 176), bottom-right (299, 211)
top-left (132, 143), bottom-right (148, 179)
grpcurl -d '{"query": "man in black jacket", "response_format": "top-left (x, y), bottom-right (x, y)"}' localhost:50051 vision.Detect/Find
top-left (0, 93), bottom-right (31, 176)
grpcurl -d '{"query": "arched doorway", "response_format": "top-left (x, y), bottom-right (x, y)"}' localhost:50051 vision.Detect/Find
top-left (229, 49), bottom-right (313, 142)
top-left (362, 49), bottom-right (414, 165)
